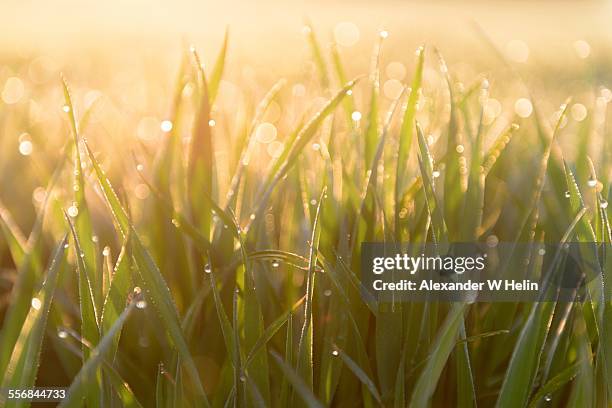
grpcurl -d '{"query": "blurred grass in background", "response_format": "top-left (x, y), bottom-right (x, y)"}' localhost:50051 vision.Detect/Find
top-left (1, 1), bottom-right (612, 407)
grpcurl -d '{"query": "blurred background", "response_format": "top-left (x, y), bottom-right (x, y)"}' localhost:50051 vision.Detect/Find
top-left (1, 0), bottom-right (611, 239)
top-left (0, 0), bottom-right (609, 224)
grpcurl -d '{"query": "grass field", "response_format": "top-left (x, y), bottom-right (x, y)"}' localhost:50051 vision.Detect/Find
top-left (0, 2), bottom-right (612, 406)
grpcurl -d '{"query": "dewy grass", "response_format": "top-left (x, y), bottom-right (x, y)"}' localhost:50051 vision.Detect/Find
top-left (0, 23), bottom-right (611, 408)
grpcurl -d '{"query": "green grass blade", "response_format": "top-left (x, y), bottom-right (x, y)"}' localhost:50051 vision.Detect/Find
top-left (62, 77), bottom-right (100, 309)
top-left (495, 208), bottom-right (586, 408)
top-left (83, 140), bottom-right (209, 406)
top-left (0, 236), bottom-right (67, 407)
top-left (270, 350), bottom-right (324, 408)
top-left (101, 239), bottom-right (133, 361)
top-left (58, 300), bottom-right (137, 408)
top-left (336, 347), bottom-right (382, 405)
top-left (296, 187), bottom-right (326, 389)
top-left (395, 46), bottom-right (425, 237)
top-left (187, 47), bottom-right (213, 240)
top-left (363, 35), bottom-right (383, 168)
top-left (527, 361), bottom-right (581, 408)
top-left (416, 122), bottom-right (447, 242)
top-left (409, 303), bottom-right (466, 407)
top-left (208, 27), bottom-right (229, 104)
top-left (66, 212), bottom-right (102, 408)
top-left (303, 20), bottom-right (329, 89)
top-left (0, 201), bottom-right (27, 267)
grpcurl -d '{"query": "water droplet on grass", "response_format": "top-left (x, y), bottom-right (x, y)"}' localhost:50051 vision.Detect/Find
top-left (160, 120), bottom-right (173, 132)
top-left (432, 170), bottom-right (441, 178)
top-left (62, 104), bottom-right (70, 113)
top-left (601, 200), bottom-right (609, 209)
top-left (564, 191), bottom-right (571, 198)
top-left (19, 139), bottom-right (34, 156)
top-left (57, 329), bottom-right (68, 339)
top-left (31, 297), bottom-right (42, 310)
top-left (136, 300), bottom-right (147, 309)
top-left (332, 350), bottom-right (339, 356)
top-left (67, 205), bottom-right (79, 217)
top-left (204, 263), bottom-right (212, 274)
top-left (271, 260), bottom-right (280, 268)
top-left (588, 178), bottom-right (597, 188)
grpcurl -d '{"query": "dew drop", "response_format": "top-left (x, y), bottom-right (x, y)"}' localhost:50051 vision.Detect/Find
top-left (271, 260), bottom-right (280, 268)
top-left (455, 144), bottom-right (465, 154)
top-left (239, 375), bottom-right (246, 383)
top-left (351, 111), bottom-right (362, 121)
top-left (544, 394), bottom-right (552, 402)
top-left (63, 243), bottom-right (70, 249)
top-left (136, 164), bottom-right (144, 172)
top-left (204, 263), bottom-right (212, 274)
top-left (601, 200), bottom-right (609, 209)
top-left (67, 205), bottom-right (79, 217)
top-left (102, 246), bottom-right (111, 257)
top-left (432, 170), bottom-right (441, 178)
top-left (310, 199), bottom-right (317, 205)
top-left (19, 140), bottom-right (33, 156)
top-left (486, 235), bottom-right (499, 248)
top-left (160, 120), bottom-right (173, 132)
top-left (31, 297), bottom-right (42, 310)
top-left (564, 191), bottom-right (571, 198)
top-left (57, 329), bottom-right (68, 339)
top-left (324, 289), bottom-right (332, 297)
top-left (171, 218), bottom-right (181, 227)
top-left (62, 104), bottom-right (70, 113)
top-left (136, 300), bottom-right (147, 309)
top-left (587, 178), bottom-right (597, 188)
top-left (249, 213), bottom-right (256, 221)
top-left (331, 350), bottom-right (339, 356)
top-left (208, 119), bottom-right (216, 127)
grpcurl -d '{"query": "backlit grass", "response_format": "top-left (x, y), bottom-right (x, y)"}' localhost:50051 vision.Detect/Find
top-left (0, 23), bottom-right (611, 407)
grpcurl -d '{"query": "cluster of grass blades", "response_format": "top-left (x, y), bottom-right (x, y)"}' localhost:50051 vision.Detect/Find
top-left (0, 23), bottom-right (611, 407)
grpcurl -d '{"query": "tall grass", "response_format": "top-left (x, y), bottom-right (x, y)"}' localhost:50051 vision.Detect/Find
top-left (0, 25), bottom-right (611, 407)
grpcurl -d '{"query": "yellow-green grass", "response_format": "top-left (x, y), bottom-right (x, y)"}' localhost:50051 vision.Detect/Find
top-left (0, 24), bottom-right (611, 407)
